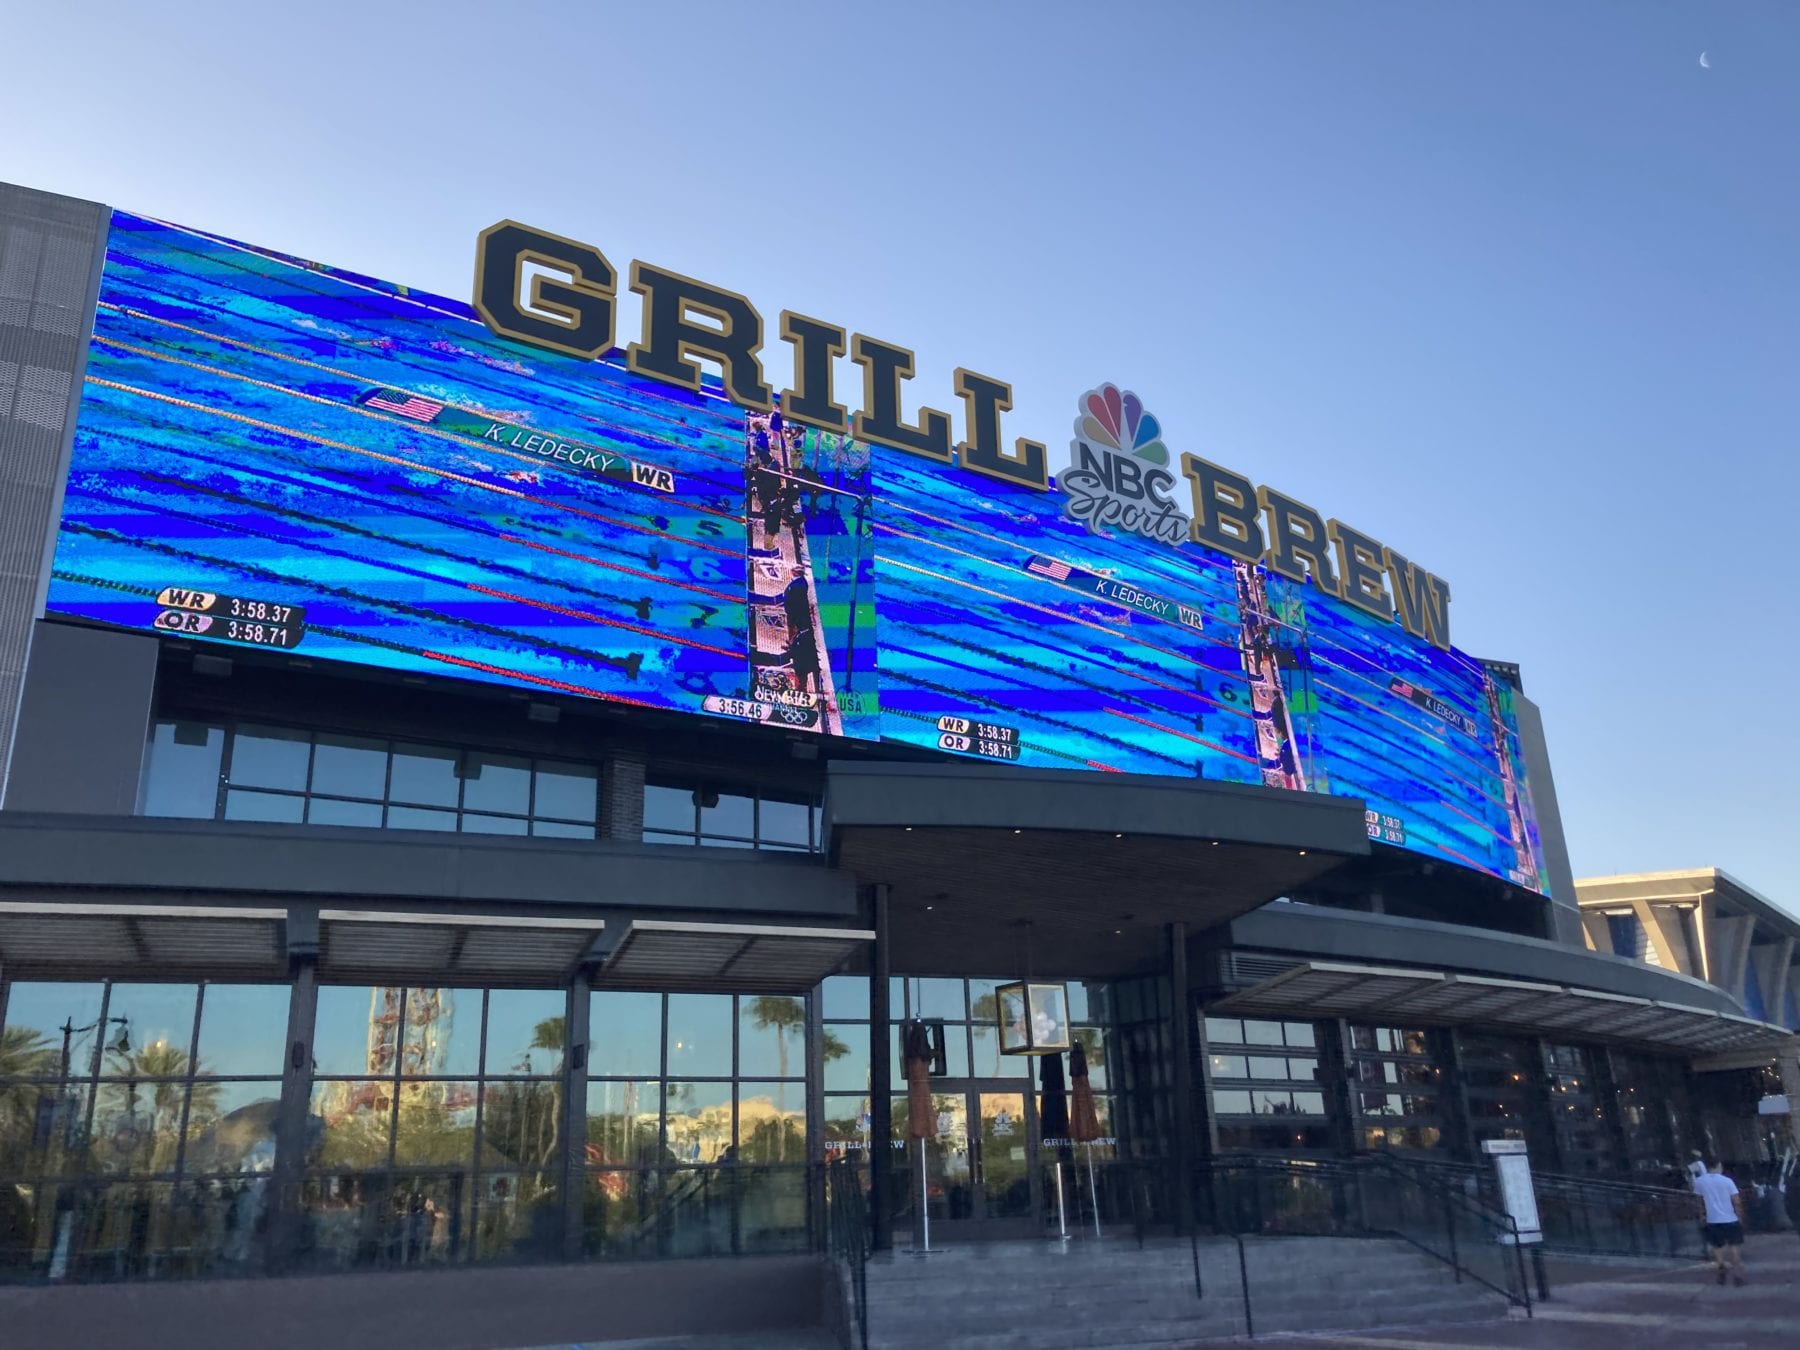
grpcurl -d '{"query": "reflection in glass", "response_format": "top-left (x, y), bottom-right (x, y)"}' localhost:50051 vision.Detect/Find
top-left (474, 1172), bottom-right (559, 1262)
top-left (736, 1083), bottom-right (804, 1162)
top-left (486, 990), bottom-right (564, 1076)
top-left (389, 743), bottom-right (460, 807)
top-left (2, 982), bottom-right (105, 1073)
top-left (307, 798), bottom-right (383, 828)
top-left (758, 797), bottom-right (811, 847)
top-left (530, 819), bottom-right (596, 839)
top-left (641, 784), bottom-right (695, 836)
top-left (312, 986), bottom-right (387, 1076)
top-left (310, 734), bottom-right (387, 799)
top-left (665, 1081), bottom-right (732, 1163)
top-left (823, 1095), bottom-right (873, 1159)
top-left (230, 724), bottom-right (310, 791)
top-left (140, 721), bottom-right (223, 818)
top-left (480, 1080), bottom-right (564, 1170)
top-left (666, 995), bottom-right (731, 1078)
top-left (589, 991), bottom-right (662, 1078)
top-left (386, 806), bottom-right (457, 832)
top-left (585, 1080), bottom-right (662, 1169)
top-left (223, 790), bottom-right (304, 823)
top-left (462, 813), bottom-right (529, 836)
top-left (392, 1080), bottom-right (478, 1167)
top-left (460, 752), bottom-right (530, 816)
top-left (910, 978), bottom-right (965, 1022)
top-left (183, 1080), bottom-right (282, 1175)
top-left (0, 1083), bottom-right (90, 1178)
top-left (99, 985), bottom-right (197, 1076)
top-left (738, 996), bottom-right (807, 1079)
top-left (533, 761), bottom-right (597, 822)
top-left (820, 976), bottom-right (869, 1022)
top-left (309, 1080), bottom-right (393, 1169)
top-left (699, 791), bottom-right (754, 839)
top-left (195, 986), bottom-right (290, 1077)
top-left (822, 1024), bottom-right (870, 1092)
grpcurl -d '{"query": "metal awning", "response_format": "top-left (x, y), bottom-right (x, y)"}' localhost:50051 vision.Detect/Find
top-left (0, 901), bottom-right (287, 975)
top-left (1209, 960), bottom-right (1795, 1059)
top-left (600, 920), bottom-right (871, 992)
top-left (318, 910), bottom-right (604, 983)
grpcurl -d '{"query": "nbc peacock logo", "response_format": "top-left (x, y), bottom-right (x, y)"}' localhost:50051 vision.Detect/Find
top-left (1060, 383), bottom-right (1189, 545)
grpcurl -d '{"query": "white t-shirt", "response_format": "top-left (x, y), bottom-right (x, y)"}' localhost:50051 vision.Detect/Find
top-left (1694, 1171), bottom-right (1740, 1224)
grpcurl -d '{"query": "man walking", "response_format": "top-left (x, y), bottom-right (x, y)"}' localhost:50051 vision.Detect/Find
top-left (1693, 1157), bottom-right (1747, 1285)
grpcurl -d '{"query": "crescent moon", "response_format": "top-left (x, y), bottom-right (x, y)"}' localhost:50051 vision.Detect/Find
top-left (1699, 51), bottom-right (1710, 68)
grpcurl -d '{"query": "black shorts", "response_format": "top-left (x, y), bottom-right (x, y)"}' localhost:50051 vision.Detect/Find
top-left (1704, 1221), bottom-right (1743, 1248)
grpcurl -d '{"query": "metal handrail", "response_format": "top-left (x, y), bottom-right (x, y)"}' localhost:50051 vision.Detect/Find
top-left (1202, 1154), bottom-right (1533, 1316)
top-left (823, 1157), bottom-right (869, 1350)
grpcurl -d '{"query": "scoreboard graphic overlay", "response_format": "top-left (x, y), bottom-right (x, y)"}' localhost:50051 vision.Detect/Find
top-left (45, 212), bottom-right (1548, 895)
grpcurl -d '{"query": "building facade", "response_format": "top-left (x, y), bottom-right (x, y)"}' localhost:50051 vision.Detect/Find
top-left (0, 181), bottom-right (1792, 1284)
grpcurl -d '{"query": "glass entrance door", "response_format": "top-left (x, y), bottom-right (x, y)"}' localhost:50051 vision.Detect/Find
top-left (907, 1080), bottom-right (1039, 1239)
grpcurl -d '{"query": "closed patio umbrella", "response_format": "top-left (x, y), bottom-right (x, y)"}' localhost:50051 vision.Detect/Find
top-left (1069, 1038), bottom-right (1103, 1236)
top-left (902, 1019), bottom-right (937, 1250)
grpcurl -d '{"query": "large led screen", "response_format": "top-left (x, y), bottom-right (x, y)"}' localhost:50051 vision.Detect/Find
top-left (46, 212), bottom-right (1550, 895)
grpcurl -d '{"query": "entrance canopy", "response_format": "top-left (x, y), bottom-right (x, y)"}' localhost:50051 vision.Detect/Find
top-left (825, 760), bottom-right (1370, 977)
top-left (1209, 959), bottom-right (1794, 1059)
top-left (600, 919), bottom-right (872, 992)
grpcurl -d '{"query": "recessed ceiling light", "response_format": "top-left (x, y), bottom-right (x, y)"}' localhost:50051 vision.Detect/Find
top-left (904, 827), bottom-right (913, 832)
top-left (1013, 829), bottom-right (1022, 834)
top-left (1114, 833), bottom-right (1123, 839)
top-left (1298, 850), bottom-right (1307, 856)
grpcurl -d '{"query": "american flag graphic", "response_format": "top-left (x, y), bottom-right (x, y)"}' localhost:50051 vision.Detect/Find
top-left (364, 390), bottom-right (445, 423)
top-left (1027, 556), bottom-right (1072, 581)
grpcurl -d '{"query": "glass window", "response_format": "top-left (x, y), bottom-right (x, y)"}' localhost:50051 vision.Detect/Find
top-left (401, 988), bottom-right (481, 1078)
top-left (485, 989), bottom-right (565, 1075)
top-left (1291, 1092), bottom-right (1326, 1116)
top-left (387, 805), bottom-right (458, 832)
top-left (969, 1022), bottom-right (1030, 1079)
top-left (310, 733), bottom-right (387, 800)
top-left (195, 985), bottom-right (289, 1076)
top-left (759, 797), bottom-right (811, 848)
top-left (585, 1079), bottom-right (662, 1169)
top-left (2, 982), bottom-right (106, 1073)
top-left (463, 813), bottom-right (530, 836)
top-left (389, 743), bottom-right (460, 807)
top-left (308, 1080), bottom-right (393, 1168)
top-left (478, 1080), bottom-right (563, 1169)
top-left (1283, 1023), bottom-right (1317, 1049)
top-left (184, 1079), bottom-right (282, 1174)
top-left (642, 784), bottom-right (695, 836)
top-left (736, 1083), bottom-right (805, 1162)
top-left (461, 752), bottom-right (530, 816)
top-left (1213, 1089), bottom-right (1254, 1114)
top-left (699, 790), bottom-right (755, 840)
top-left (531, 819), bottom-right (596, 840)
top-left (140, 721), bottom-right (223, 818)
top-left (307, 796), bottom-right (384, 828)
top-left (1203, 1017), bottom-right (1241, 1044)
top-left (589, 992), bottom-right (662, 1078)
top-left (666, 995), bottom-right (731, 1078)
top-left (738, 996), bottom-right (808, 1079)
top-left (99, 985), bottom-right (197, 1076)
top-left (534, 761), bottom-right (597, 822)
top-left (910, 978), bottom-right (966, 1022)
top-left (1241, 1020), bottom-right (1285, 1047)
top-left (229, 724), bottom-right (311, 791)
top-left (820, 976), bottom-right (869, 1021)
top-left (1246, 1056), bottom-right (1289, 1080)
top-left (1287, 1058), bottom-right (1319, 1082)
top-left (822, 1024), bottom-right (870, 1092)
top-left (392, 1081), bottom-right (478, 1166)
top-left (313, 986), bottom-right (387, 1076)
top-left (224, 789), bottom-right (305, 823)
top-left (664, 1080), bottom-right (731, 1163)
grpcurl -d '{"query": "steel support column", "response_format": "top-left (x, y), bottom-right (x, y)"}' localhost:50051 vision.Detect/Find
top-left (867, 883), bottom-right (893, 1251)
top-left (1169, 920), bottom-right (1197, 1231)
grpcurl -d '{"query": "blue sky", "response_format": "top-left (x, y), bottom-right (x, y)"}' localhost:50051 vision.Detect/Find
top-left (4, 2), bottom-right (1796, 905)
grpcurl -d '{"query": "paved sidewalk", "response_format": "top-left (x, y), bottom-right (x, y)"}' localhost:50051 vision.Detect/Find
top-left (1197, 1232), bottom-right (1800, 1349)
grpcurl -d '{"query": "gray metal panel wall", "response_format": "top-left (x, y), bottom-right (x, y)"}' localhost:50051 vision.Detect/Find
top-left (1513, 689), bottom-right (1582, 945)
top-left (4, 620), bottom-right (158, 815)
top-left (0, 182), bottom-right (109, 801)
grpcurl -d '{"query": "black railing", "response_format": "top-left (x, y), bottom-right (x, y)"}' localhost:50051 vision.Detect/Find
top-left (1202, 1154), bottom-right (1533, 1318)
top-left (823, 1156), bottom-right (869, 1350)
top-left (1387, 1153), bottom-right (1704, 1260)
